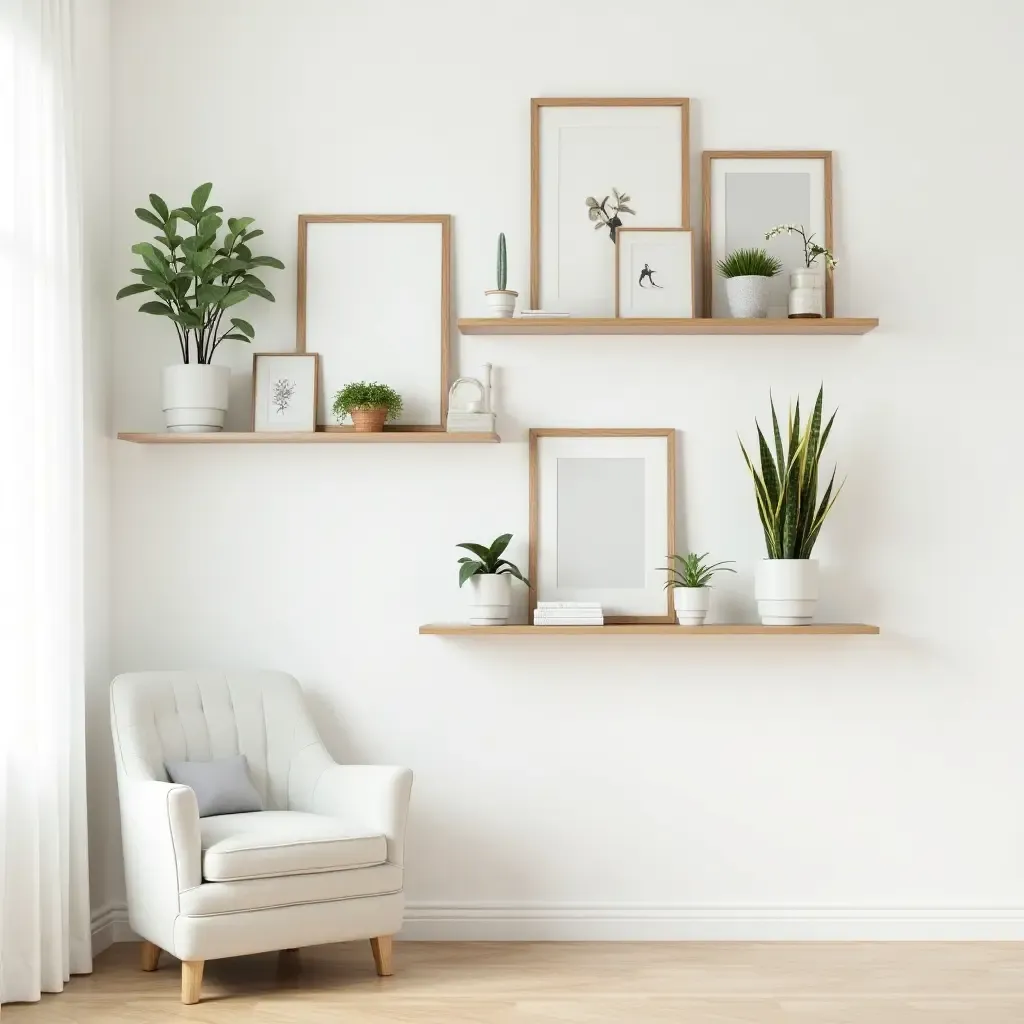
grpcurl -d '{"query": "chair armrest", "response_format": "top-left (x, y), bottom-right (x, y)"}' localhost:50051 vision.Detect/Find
top-left (304, 765), bottom-right (413, 866)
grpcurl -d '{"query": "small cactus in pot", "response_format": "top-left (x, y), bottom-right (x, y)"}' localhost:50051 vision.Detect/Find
top-left (485, 232), bottom-right (518, 318)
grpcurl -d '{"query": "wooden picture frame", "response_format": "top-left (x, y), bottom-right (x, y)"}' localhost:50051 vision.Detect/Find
top-left (251, 352), bottom-right (320, 432)
top-left (530, 98), bottom-right (691, 315)
top-left (702, 150), bottom-right (834, 318)
top-left (614, 228), bottom-right (696, 318)
top-left (529, 428), bottom-right (676, 624)
top-left (296, 214), bottom-right (451, 430)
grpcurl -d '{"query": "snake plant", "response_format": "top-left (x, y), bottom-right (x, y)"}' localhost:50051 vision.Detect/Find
top-left (738, 387), bottom-right (844, 559)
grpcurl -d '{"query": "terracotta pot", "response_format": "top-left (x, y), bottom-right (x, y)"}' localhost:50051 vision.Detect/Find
top-left (350, 406), bottom-right (388, 433)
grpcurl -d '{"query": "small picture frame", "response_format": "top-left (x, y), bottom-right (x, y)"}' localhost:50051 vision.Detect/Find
top-left (252, 353), bottom-right (319, 433)
top-left (615, 228), bottom-right (695, 318)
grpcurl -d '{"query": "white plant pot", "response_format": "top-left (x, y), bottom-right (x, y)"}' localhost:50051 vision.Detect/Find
top-left (788, 267), bottom-right (824, 318)
top-left (755, 559), bottom-right (819, 625)
top-left (466, 573), bottom-right (512, 625)
top-left (674, 587), bottom-right (710, 626)
top-left (724, 276), bottom-right (772, 318)
top-left (484, 289), bottom-right (518, 318)
top-left (162, 363), bottom-right (230, 433)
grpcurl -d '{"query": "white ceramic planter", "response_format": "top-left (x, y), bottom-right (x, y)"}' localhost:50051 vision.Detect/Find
top-left (466, 573), bottom-right (512, 625)
top-left (788, 267), bottom-right (824, 318)
top-left (755, 559), bottom-right (819, 625)
top-left (484, 289), bottom-right (518, 318)
top-left (674, 587), bottom-right (710, 626)
top-left (724, 276), bottom-right (772, 318)
top-left (162, 363), bottom-right (230, 433)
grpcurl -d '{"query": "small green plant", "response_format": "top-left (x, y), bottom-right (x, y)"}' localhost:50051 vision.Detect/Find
top-left (738, 386), bottom-right (844, 559)
top-left (661, 552), bottom-right (736, 589)
top-left (496, 233), bottom-right (508, 290)
top-left (764, 224), bottom-right (837, 271)
top-left (716, 248), bottom-right (783, 279)
top-left (456, 534), bottom-right (530, 588)
top-left (332, 381), bottom-right (403, 423)
top-left (116, 182), bottom-right (284, 364)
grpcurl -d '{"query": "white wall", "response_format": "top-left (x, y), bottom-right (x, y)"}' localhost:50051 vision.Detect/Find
top-left (101, 0), bottom-right (1024, 939)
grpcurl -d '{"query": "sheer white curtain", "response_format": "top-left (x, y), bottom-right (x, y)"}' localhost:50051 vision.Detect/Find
top-left (0, 0), bottom-right (92, 1003)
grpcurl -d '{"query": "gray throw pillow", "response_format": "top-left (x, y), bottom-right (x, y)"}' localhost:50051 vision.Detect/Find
top-left (165, 754), bottom-right (264, 818)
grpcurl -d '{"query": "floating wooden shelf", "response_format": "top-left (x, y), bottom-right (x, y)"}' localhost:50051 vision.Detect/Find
top-left (420, 623), bottom-right (880, 636)
top-left (117, 431), bottom-right (501, 444)
top-left (458, 317), bottom-right (878, 336)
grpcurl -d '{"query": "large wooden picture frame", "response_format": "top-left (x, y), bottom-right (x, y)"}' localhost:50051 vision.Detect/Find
top-left (296, 214), bottom-right (451, 430)
top-left (529, 428), bottom-right (676, 623)
top-left (530, 98), bottom-right (690, 316)
top-left (702, 150), bottom-right (834, 318)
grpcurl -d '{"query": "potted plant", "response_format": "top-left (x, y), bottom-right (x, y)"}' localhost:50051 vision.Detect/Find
top-left (457, 533), bottom-right (529, 625)
top-left (716, 248), bottom-right (783, 318)
top-left (485, 233), bottom-right (518, 317)
top-left (332, 381), bottom-right (403, 433)
top-left (764, 224), bottom-right (837, 318)
top-left (739, 387), bottom-right (843, 625)
top-left (660, 552), bottom-right (736, 625)
top-left (116, 183), bottom-right (283, 432)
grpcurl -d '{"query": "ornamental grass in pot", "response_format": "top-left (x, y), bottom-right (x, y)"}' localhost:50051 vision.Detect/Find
top-left (332, 381), bottom-right (403, 432)
top-left (717, 247), bottom-right (783, 318)
top-left (116, 182), bottom-right (284, 432)
top-left (457, 534), bottom-right (529, 625)
top-left (660, 552), bottom-right (736, 625)
top-left (739, 386), bottom-right (843, 625)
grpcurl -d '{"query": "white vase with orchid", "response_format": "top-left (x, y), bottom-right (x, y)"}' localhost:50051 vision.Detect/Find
top-left (765, 224), bottom-right (837, 319)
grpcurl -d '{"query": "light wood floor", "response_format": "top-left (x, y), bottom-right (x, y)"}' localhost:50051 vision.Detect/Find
top-left (6, 940), bottom-right (1024, 1022)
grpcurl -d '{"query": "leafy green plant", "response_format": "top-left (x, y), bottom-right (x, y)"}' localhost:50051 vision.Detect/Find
top-left (738, 386), bottom-right (844, 559)
top-left (716, 248), bottom-right (783, 279)
top-left (115, 183), bottom-right (284, 363)
top-left (764, 224), bottom-right (837, 271)
top-left (331, 382), bottom-right (403, 423)
top-left (496, 232), bottom-right (508, 290)
top-left (456, 534), bottom-right (530, 587)
top-left (660, 552), bottom-right (736, 589)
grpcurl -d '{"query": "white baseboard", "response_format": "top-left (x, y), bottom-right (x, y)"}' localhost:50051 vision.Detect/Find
top-left (92, 900), bottom-right (1024, 950)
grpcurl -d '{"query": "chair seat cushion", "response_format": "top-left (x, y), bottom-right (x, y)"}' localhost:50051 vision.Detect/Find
top-left (200, 811), bottom-right (387, 882)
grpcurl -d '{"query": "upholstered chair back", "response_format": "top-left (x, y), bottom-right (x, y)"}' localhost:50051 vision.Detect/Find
top-left (110, 670), bottom-right (334, 810)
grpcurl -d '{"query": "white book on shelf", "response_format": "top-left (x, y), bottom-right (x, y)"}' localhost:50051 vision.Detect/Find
top-left (519, 310), bottom-right (571, 317)
top-left (534, 610), bottom-right (605, 618)
top-left (534, 619), bottom-right (604, 626)
top-left (536, 601), bottom-right (602, 609)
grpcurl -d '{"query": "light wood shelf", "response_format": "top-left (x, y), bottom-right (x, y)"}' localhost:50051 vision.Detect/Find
top-left (117, 431), bottom-right (501, 444)
top-left (420, 623), bottom-right (880, 636)
top-left (458, 317), bottom-right (878, 336)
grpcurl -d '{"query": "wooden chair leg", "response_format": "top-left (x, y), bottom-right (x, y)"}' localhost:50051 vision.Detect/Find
top-left (140, 940), bottom-right (160, 972)
top-left (369, 935), bottom-right (393, 977)
top-left (181, 960), bottom-right (204, 1005)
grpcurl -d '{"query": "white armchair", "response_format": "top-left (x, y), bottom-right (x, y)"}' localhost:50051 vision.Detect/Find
top-left (110, 670), bottom-right (412, 1004)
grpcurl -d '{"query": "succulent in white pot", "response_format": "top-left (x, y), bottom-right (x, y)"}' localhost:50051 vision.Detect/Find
top-left (484, 232), bottom-right (518, 317)
top-left (717, 247), bottom-right (783, 318)
top-left (116, 182), bottom-right (284, 432)
top-left (660, 551), bottom-right (736, 626)
top-left (457, 533), bottom-right (530, 625)
top-left (765, 224), bottom-right (837, 319)
top-left (739, 386), bottom-right (844, 625)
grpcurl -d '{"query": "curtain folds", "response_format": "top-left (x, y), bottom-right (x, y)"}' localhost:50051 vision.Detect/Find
top-left (0, 0), bottom-right (93, 1003)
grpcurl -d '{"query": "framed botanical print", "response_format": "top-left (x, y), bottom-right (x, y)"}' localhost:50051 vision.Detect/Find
top-left (529, 428), bottom-right (676, 623)
top-left (252, 353), bottom-right (319, 432)
top-left (531, 98), bottom-right (690, 317)
top-left (702, 150), bottom-right (834, 318)
top-left (615, 228), bottom-right (695, 318)
top-left (296, 214), bottom-right (451, 430)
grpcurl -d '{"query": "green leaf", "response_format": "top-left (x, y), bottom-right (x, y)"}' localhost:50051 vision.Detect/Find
top-left (456, 542), bottom-right (491, 560)
top-left (234, 243), bottom-right (252, 262)
top-left (496, 564), bottom-right (530, 587)
top-left (196, 284), bottom-right (230, 306)
top-left (248, 255), bottom-right (285, 269)
top-left (135, 207), bottom-right (164, 229)
top-left (131, 242), bottom-right (172, 280)
top-left (139, 301), bottom-right (172, 316)
top-left (220, 289), bottom-right (249, 308)
top-left (756, 424), bottom-right (780, 512)
top-left (116, 282), bottom-right (152, 299)
top-left (172, 207), bottom-right (198, 226)
top-left (230, 317), bottom-right (254, 338)
top-left (250, 287), bottom-right (275, 302)
top-left (213, 258), bottom-right (248, 277)
top-left (227, 216), bottom-right (255, 233)
top-left (198, 213), bottom-right (223, 238)
top-left (241, 229), bottom-right (264, 242)
top-left (459, 560), bottom-right (483, 587)
top-left (488, 533), bottom-right (512, 559)
top-left (149, 193), bottom-right (169, 221)
top-left (190, 182), bottom-right (213, 214)
top-left (219, 333), bottom-right (251, 343)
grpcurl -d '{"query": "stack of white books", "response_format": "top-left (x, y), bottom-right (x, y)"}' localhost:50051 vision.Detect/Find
top-left (533, 601), bottom-right (604, 626)
top-left (518, 309), bottom-right (571, 318)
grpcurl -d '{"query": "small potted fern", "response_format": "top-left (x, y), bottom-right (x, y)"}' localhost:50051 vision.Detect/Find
top-left (660, 552), bottom-right (735, 625)
top-left (484, 233), bottom-right (517, 317)
top-left (332, 381), bottom-right (403, 432)
top-left (717, 247), bottom-right (783, 318)
top-left (457, 533), bottom-right (529, 625)
top-left (739, 386), bottom-right (844, 625)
